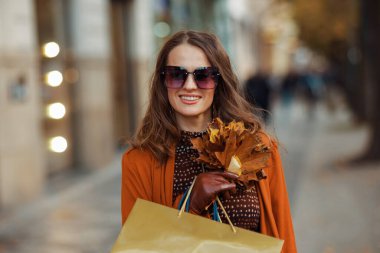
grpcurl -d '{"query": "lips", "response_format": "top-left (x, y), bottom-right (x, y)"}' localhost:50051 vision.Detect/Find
top-left (179, 94), bottom-right (202, 104)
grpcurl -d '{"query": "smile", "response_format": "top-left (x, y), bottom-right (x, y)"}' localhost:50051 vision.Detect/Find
top-left (179, 95), bottom-right (201, 101)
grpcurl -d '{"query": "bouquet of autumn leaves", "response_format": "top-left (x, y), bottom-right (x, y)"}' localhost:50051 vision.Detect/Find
top-left (191, 118), bottom-right (271, 190)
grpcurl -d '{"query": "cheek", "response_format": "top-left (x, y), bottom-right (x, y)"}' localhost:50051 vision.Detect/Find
top-left (167, 89), bottom-right (176, 107)
top-left (204, 90), bottom-right (215, 104)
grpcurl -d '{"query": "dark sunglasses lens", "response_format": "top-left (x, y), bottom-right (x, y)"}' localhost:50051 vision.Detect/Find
top-left (194, 69), bottom-right (217, 89)
top-left (165, 68), bottom-right (186, 88)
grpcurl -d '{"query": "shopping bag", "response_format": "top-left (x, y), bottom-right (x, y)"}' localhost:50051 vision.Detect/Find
top-left (110, 198), bottom-right (283, 253)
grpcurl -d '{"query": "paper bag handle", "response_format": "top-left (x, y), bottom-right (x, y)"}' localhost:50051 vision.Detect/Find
top-left (216, 196), bottom-right (236, 233)
top-left (177, 176), bottom-right (237, 234)
top-left (178, 177), bottom-right (197, 217)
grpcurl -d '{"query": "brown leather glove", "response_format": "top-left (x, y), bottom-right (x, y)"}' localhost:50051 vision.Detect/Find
top-left (189, 171), bottom-right (238, 214)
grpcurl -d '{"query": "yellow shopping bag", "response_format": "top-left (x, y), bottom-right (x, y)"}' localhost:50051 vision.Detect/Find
top-left (110, 198), bottom-right (283, 253)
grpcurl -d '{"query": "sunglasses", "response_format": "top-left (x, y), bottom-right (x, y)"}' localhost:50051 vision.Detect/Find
top-left (161, 66), bottom-right (220, 89)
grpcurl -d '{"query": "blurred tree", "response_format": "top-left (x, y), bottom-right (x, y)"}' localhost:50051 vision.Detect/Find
top-left (291, 0), bottom-right (365, 120)
top-left (359, 0), bottom-right (380, 161)
top-left (292, 0), bottom-right (358, 58)
top-left (288, 0), bottom-right (380, 161)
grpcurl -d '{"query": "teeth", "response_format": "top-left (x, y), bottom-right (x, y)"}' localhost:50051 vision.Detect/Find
top-left (180, 96), bottom-right (200, 101)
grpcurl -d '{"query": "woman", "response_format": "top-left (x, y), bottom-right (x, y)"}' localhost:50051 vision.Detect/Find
top-left (121, 30), bottom-right (297, 252)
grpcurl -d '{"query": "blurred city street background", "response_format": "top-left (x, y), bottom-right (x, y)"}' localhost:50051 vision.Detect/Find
top-left (1, 0), bottom-right (379, 253)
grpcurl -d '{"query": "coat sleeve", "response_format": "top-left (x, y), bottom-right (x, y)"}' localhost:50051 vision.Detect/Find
top-left (121, 149), bottom-right (154, 224)
top-left (268, 141), bottom-right (297, 252)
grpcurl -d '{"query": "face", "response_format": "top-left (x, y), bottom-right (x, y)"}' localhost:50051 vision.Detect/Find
top-left (165, 43), bottom-right (216, 130)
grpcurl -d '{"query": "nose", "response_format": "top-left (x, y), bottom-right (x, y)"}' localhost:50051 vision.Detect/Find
top-left (182, 73), bottom-right (198, 90)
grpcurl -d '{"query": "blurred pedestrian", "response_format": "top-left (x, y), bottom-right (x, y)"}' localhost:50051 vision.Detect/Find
top-left (244, 71), bottom-right (272, 123)
top-left (8, 74), bottom-right (27, 103)
top-left (121, 30), bottom-right (296, 252)
top-left (298, 69), bottom-right (325, 117)
top-left (281, 70), bottom-right (299, 107)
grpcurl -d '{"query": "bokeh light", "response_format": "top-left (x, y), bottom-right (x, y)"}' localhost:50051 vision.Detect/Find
top-left (46, 103), bottom-right (66, 119)
top-left (49, 136), bottom-right (68, 153)
top-left (153, 22), bottom-right (171, 38)
top-left (42, 42), bottom-right (60, 58)
top-left (45, 70), bottom-right (63, 87)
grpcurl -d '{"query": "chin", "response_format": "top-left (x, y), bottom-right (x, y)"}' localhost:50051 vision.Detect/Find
top-left (178, 112), bottom-right (204, 118)
top-left (175, 108), bottom-right (209, 117)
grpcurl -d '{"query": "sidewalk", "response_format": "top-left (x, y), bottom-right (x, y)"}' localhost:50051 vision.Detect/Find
top-left (285, 103), bottom-right (380, 253)
top-left (0, 155), bottom-right (123, 253)
top-left (0, 101), bottom-right (379, 253)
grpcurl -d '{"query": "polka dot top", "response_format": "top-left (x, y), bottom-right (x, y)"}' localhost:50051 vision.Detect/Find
top-left (173, 130), bottom-right (261, 232)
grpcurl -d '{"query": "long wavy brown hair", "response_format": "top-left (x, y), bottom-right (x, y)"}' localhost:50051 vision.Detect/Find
top-left (131, 30), bottom-right (264, 163)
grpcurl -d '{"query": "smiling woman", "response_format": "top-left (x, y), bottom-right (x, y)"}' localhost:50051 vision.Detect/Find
top-left (121, 30), bottom-right (297, 252)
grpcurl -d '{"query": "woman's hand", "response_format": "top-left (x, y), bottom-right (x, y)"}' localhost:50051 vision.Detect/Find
top-left (189, 171), bottom-right (238, 214)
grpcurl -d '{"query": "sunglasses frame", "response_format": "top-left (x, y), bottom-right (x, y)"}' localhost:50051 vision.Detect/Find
top-left (161, 66), bottom-right (220, 89)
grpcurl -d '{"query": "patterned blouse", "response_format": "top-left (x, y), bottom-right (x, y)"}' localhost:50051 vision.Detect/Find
top-left (172, 131), bottom-right (260, 231)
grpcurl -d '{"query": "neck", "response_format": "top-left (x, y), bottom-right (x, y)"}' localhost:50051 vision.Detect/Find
top-left (176, 112), bottom-right (211, 132)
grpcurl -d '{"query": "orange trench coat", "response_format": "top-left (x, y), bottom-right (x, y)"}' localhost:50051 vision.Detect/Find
top-left (121, 139), bottom-right (297, 253)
